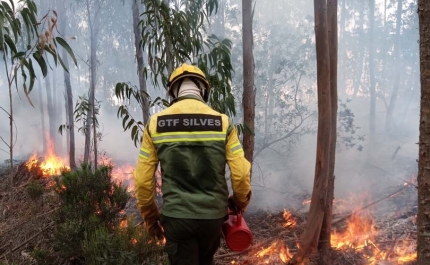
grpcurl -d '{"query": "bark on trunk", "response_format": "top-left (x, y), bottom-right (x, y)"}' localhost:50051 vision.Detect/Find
top-left (132, 0), bottom-right (150, 124)
top-left (385, 0), bottom-right (403, 132)
top-left (369, 0), bottom-right (376, 135)
top-left (59, 3), bottom-right (76, 169)
top-left (45, 72), bottom-right (56, 144)
top-left (38, 78), bottom-right (47, 154)
top-left (352, 8), bottom-right (365, 99)
top-left (242, 0), bottom-right (255, 164)
top-left (318, 0), bottom-right (338, 263)
top-left (8, 64), bottom-right (13, 186)
top-left (83, 0), bottom-right (98, 167)
top-left (417, 0), bottom-right (430, 263)
top-left (290, 0), bottom-right (332, 262)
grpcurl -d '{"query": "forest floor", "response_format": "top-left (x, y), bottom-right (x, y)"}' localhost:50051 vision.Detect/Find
top-left (0, 162), bottom-right (419, 265)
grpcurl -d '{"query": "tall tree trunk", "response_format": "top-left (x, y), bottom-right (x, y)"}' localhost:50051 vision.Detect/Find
top-left (59, 1), bottom-right (76, 169)
top-left (368, 0), bottom-right (376, 135)
top-left (83, 0), bottom-right (99, 167)
top-left (338, 0), bottom-right (346, 98)
top-left (132, 0), bottom-right (150, 124)
top-left (242, 0), bottom-right (255, 164)
top-left (7, 56), bottom-right (14, 185)
top-left (352, 8), bottom-right (365, 99)
top-left (45, 72), bottom-right (56, 144)
top-left (163, 0), bottom-right (174, 75)
top-left (417, 0), bottom-right (430, 263)
top-left (385, 0), bottom-right (403, 132)
top-left (318, 0), bottom-right (338, 264)
top-left (290, 0), bottom-right (332, 262)
top-left (37, 78), bottom-right (47, 154)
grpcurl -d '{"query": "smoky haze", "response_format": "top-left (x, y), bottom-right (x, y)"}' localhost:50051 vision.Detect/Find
top-left (0, 0), bottom-right (419, 214)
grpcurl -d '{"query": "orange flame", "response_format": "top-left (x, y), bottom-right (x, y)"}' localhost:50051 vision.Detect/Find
top-left (283, 209), bottom-right (297, 228)
top-left (111, 164), bottom-right (135, 192)
top-left (331, 213), bottom-right (416, 264)
top-left (26, 138), bottom-right (69, 176)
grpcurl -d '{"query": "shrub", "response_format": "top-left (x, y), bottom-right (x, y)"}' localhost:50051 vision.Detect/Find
top-left (31, 248), bottom-right (49, 264)
top-left (82, 219), bottom-right (167, 265)
top-left (26, 180), bottom-right (44, 200)
top-left (53, 165), bottom-right (129, 260)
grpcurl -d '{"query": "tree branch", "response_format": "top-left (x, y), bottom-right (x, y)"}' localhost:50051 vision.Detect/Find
top-left (254, 114), bottom-right (313, 159)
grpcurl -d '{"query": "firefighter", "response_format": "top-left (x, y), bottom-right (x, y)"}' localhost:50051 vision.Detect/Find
top-left (134, 63), bottom-right (252, 264)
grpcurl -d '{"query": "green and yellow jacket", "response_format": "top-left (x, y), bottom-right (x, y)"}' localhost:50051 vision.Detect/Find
top-left (134, 95), bottom-right (251, 220)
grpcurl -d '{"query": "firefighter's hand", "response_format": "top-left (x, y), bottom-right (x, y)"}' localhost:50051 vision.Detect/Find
top-left (142, 204), bottom-right (163, 240)
top-left (148, 221), bottom-right (164, 240)
top-left (228, 191), bottom-right (252, 213)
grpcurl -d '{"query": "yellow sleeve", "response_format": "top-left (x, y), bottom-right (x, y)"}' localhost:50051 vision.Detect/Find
top-left (226, 123), bottom-right (251, 203)
top-left (134, 124), bottom-right (159, 218)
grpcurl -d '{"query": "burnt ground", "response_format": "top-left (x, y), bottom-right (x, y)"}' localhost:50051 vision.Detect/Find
top-left (0, 162), bottom-right (418, 265)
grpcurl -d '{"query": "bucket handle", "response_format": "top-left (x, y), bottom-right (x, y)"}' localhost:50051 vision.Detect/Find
top-left (236, 211), bottom-right (242, 226)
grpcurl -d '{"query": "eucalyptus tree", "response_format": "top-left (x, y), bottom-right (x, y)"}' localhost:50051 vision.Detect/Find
top-left (242, 0), bottom-right (255, 163)
top-left (132, 0), bottom-right (149, 124)
top-left (58, 0), bottom-right (76, 169)
top-left (417, 1), bottom-right (430, 263)
top-left (288, 0), bottom-right (337, 263)
top-left (0, 0), bottom-right (76, 184)
top-left (385, 0), bottom-right (403, 132)
top-left (116, 0), bottom-right (236, 145)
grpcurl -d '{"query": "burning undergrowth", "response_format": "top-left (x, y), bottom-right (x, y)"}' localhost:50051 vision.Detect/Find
top-left (216, 183), bottom-right (417, 265)
top-left (0, 149), bottom-right (418, 264)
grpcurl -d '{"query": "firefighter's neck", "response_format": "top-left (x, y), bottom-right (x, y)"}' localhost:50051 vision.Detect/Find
top-left (175, 79), bottom-right (204, 100)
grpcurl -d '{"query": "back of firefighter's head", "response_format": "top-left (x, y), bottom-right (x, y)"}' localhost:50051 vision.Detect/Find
top-left (167, 63), bottom-right (210, 102)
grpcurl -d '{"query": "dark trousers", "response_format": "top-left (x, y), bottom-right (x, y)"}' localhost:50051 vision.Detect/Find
top-left (160, 214), bottom-right (225, 265)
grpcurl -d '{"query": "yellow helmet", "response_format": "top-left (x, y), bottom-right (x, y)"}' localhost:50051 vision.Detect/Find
top-left (167, 63), bottom-right (210, 101)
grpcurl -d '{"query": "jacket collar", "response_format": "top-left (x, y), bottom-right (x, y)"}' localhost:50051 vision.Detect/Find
top-left (170, 95), bottom-right (206, 106)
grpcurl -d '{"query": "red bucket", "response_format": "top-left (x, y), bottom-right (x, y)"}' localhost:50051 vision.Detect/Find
top-left (222, 211), bottom-right (253, 252)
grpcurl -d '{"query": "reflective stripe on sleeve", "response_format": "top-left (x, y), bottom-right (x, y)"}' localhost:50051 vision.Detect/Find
top-left (230, 142), bottom-right (243, 154)
top-left (139, 148), bottom-right (150, 159)
top-left (151, 131), bottom-right (226, 144)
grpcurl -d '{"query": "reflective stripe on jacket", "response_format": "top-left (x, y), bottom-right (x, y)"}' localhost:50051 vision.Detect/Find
top-left (134, 96), bottom-right (251, 219)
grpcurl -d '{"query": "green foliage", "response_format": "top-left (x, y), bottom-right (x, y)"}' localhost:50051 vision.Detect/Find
top-left (82, 221), bottom-right (167, 265)
top-left (30, 247), bottom-right (49, 264)
top-left (53, 165), bottom-right (129, 259)
top-left (338, 99), bottom-right (365, 151)
top-left (26, 179), bottom-right (44, 200)
top-left (116, 0), bottom-right (238, 145)
top-left (0, 0), bottom-right (77, 99)
top-left (59, 95), bottom-right (100, 136)
top-left (115, 82), bottom-right (169, 146)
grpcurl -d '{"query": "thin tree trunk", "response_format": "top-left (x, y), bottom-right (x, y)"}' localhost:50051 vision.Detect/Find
top-left (318, 0), bottom-right (338, 263)
top-left (163, 0), bottom-right (174, 75)
top-left (83, 0), bottom-right (98, 166)
top-left (352, 8), bottom-right (365, 99)
top-left (242, 0), bottom-right (255, 164)
top-left (59, 2), bottom-right (77, 169)
top-left (8, 64), bottom-right (13, 186)
top-left (385, 0), bottom-right (403, 132)
top-left (132, 0), bottom-right (150, 124)
top-left (417, 0), bottom-right (430, 263)
top-left (290, 0), bottom-right (332, 262)
top-left (369, 0), bottom-right (376, 135)
top-left (45, 72), bottom-right (56, 144)
top-left (90, 26), bottom-right (98, 169)
top-left (38, 78), bottom-right (47, 154)
top-left (338, 0), bottom-right (346, 98)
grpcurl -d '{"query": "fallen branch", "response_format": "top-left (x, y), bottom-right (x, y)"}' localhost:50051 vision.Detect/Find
top-left (332, 185), bottom-right (410, 226)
